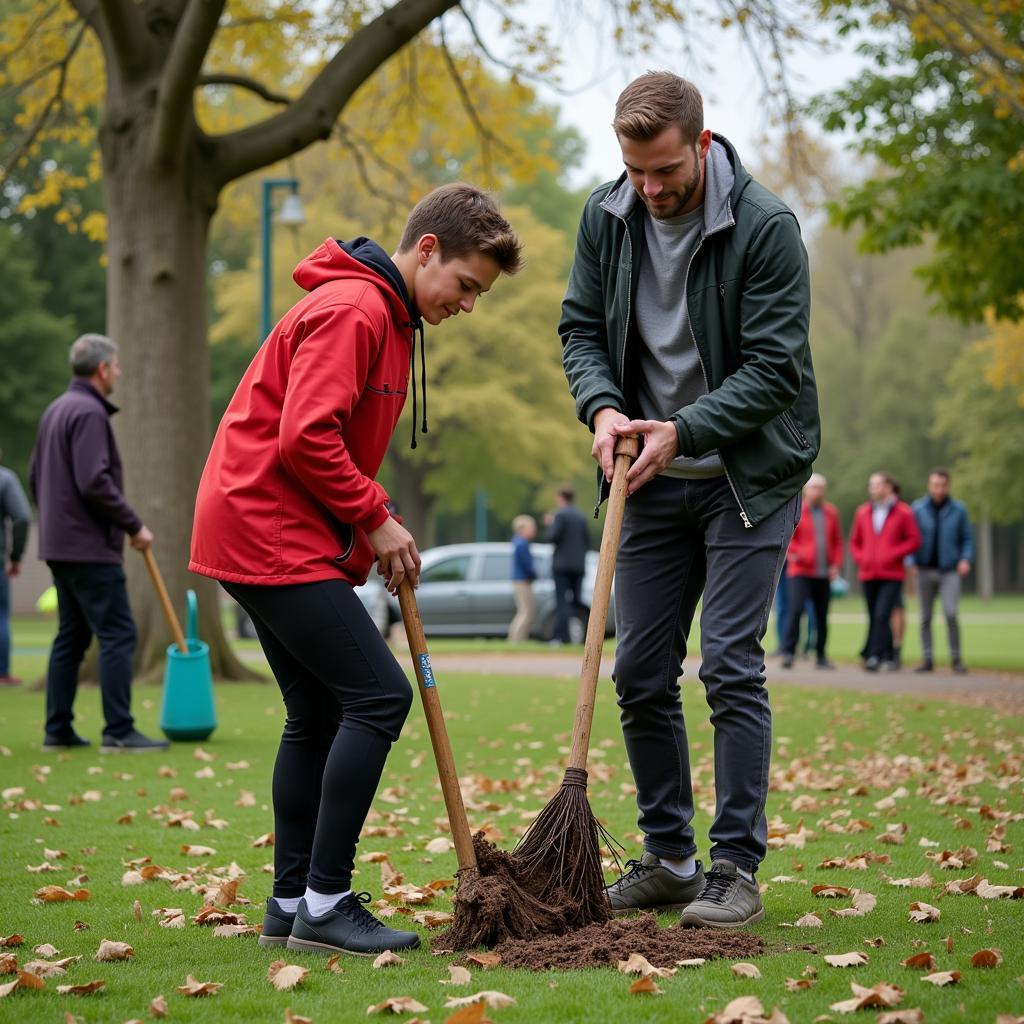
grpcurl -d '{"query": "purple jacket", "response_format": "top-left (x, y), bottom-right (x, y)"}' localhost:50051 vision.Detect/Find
top-left (29, 378), bottom-right (142, 564)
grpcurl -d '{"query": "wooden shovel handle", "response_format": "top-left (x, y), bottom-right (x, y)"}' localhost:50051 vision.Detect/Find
top-left (568, 434), bottom-right (639, 771)
top-left (398, 580), bottom-right (477, 872)
top-left (142, 548), bottom-right (188, 653)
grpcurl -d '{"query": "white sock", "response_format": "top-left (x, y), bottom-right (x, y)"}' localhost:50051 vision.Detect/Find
top-left (659, 856), bottom-right (697, 878)
top-left (303, 887), bottom-right (351, 917)
top-left (273, 896), bottom-right (300, 914)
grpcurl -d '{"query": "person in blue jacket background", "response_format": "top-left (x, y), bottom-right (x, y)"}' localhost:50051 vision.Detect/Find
top-left (508, 515), bottom-right (537, 642)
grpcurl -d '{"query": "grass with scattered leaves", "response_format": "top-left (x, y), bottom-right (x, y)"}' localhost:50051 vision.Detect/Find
top-left (0, 662), bottom-right (1022, 1023)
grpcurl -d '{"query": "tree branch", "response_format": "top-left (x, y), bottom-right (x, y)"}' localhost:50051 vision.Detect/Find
top-left (152, 0), bottom-right (227, 167)
top-left (95, 0), bottom-right (151, 77)
top-left (0, 20), bottom-right (88, 194)
top-left (211, 0), bottom-right (458, 188)
top-left (197, 73), bottom-right (292, 105)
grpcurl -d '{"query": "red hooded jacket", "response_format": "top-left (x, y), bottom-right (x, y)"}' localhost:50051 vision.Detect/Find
top-left (849, 500), bottom-right (921, 582)
top-left (190, 238), bottom-right (414, 586)
top-left (786, 500), bottom-right (843, 578)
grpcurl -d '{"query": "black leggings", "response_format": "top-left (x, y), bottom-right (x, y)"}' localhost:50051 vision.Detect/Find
top-left (223, 579), bottom-right (412, 897)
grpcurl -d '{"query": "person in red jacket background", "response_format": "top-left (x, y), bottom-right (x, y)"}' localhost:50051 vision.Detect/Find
top-left (849, 471), bottom-right (921, 671)
top-left (780, 473), bottom-right (843, 669)
top-left (190, 184), bottom-right (521, 957)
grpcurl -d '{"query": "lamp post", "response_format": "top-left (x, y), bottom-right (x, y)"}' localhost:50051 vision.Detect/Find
top-left (260, 178), bottom-right (306, 343)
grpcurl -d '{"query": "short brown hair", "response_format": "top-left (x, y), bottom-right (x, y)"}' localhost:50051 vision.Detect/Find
top-left (399, 183), bottom-right (522, 275)
top-left (613, 72), bottom-right (703, 144)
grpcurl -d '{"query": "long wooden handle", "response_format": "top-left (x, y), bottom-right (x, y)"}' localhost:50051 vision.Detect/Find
top-left (398, 580), bottom-right (477, 873)
top-left (567, 435), bottom-right (639, 771)
top-left (142, 548), bottom-right (188, 653)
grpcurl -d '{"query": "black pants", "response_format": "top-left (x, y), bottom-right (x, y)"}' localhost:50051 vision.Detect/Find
top-left (552, 570), bottom-right (584, 642)
top-left (223, 579), bottom-right (412, 897)
top-left (782, 576), bottom-right (831, 659)
top-left (862, 579), bottom-right (903, 661)
top-left (45, 561), bottom-right (136, 740)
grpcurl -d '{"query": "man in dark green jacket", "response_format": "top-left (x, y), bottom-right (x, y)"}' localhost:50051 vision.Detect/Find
top-left (561, 72), bottom-right (819, 928)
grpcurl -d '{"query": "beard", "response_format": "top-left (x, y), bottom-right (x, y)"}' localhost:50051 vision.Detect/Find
top-left (643, 152), bottom-right (702, 220)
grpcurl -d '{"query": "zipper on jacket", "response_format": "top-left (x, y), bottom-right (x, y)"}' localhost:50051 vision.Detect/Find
top-left (780, 409), bottom-right (811, 450)
top-left (684, 234), bottom-right (753, 529)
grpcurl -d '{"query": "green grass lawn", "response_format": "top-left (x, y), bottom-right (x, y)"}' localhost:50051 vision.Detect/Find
top-left (1, 660), bottom-right (1022, 1023)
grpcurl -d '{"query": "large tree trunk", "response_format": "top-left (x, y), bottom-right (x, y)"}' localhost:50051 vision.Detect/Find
top-left (101, 80), bottom-right (256, 681)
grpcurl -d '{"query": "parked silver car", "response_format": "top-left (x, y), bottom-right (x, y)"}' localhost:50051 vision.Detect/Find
top-left (368, 542), bottom-right (614, 641)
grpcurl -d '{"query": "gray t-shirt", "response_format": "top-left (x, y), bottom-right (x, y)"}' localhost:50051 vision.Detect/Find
top-left (635, 206), bottom-right (724, 479)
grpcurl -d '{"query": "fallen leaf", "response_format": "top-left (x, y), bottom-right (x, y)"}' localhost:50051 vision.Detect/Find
top-left (326, 955), bottom-right (342, 974)
top-left (444, 991), bottom-right (517, 1010)
top-left (56, 979), bottom-right (105, 995)
top-left (465, 953), bottom-right (501, 970)
top-left (0, 937), bottom-right (23, 948)
top-left (0, 971), bottom-right (45, 996)
top-left (829, 981), bottom-right (903, 1014)
top-left (794, 912), bottom-right (823, 927)
top-left (133, 900), bottom-right (142, 922)
top-left (785, 977), bottom-right (814, 991)
top-left (832, 891), bottom-right (877, 918)
top-left (970, 948), bottom-right (1003, 968)
top-left (812, 885), bottom-right (851, 898)
top-left (617, 952), bottom-right (676, 978)
top-left (444, 1003), bottom-right (494, 1024)
top-left (285, 1010), bottom-right (313, 1024)
top-left (180, 844), bottom-right (217, 857)
top-left (367, 996), bottom-right (429, 1014)
top-left (629, 975), bottom-right (663, 995)
top-left (178, 974), bottom-right (223, 996)
top-left (212, 924), bottom-right (259, 938)
top-left (824, 952), bottom-right (870, 968)
top-left (34, 885), bottom-right (89, 903)
top-left (373, 950), bottom-right (407, 969)
top-left (95, 939), bottom-right (134, 961)
top-left (251, 832), bottom-right (275, 848)
top-left (901, 952), bottom-right (936, 970)
top-left (921, 970), bottom-right (961, 986)
top-left (150, 995), bottom-right (168, 1017)
top-left (413, 910), bottom-right (453, 929)
top-left (732, 962), bottom-right (762, 979)
top-left (426, 837), bottom-right (453, 854)
top-left (155, 908), bottom-right (185, 929)
top-left (908, 902), bottom-right (940, 923)
top-left (267, 960), bottom-right (309, 991)
top-left (439, 965), bottom-right (472, 987)
top-left (877, 1011), bottom-right (924, 1024)
top-left (0, 953), bottom-right (16, 975)
top-left (676, 958), bottom-right (707, 967)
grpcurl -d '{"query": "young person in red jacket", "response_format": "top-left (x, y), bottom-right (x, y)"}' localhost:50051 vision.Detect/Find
top-left (849, 471), bottom-right (921, 671)
top-left (780, 473), bottom-right (843, 669)
top-left (190, 185), bottom-right (521, 956)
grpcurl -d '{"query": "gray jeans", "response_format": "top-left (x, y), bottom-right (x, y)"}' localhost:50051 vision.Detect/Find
top-left (917, 568), bottom-right (962, 661)
top-left (612, 475), bottom-right (799, 873)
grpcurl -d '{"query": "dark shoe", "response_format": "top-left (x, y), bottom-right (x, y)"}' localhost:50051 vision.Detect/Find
top-left (914, 661), bottom-right (934, 673)
top-left (41, 732), bottom-right (91, 752)
top-left (680, 860), bottom-right (764, 929)
top-left (605, 852), bottom-right (705, 915)
top-left (815, 658), bottom-right (835, 670)
top-left (864, 657), bottom-right (880, 672)
top-left (780, 655), bottom-right (794, 669)
top-left (881, 660), bottom-right (899, 672)
top-left (258, 897), bottom-right (297, 948)
top-left (286, 893), bottom-right (420, 956)
top-left (953, 661), bottom-right (968, 675)
top-left (99, 729), bottom-right (170, 753)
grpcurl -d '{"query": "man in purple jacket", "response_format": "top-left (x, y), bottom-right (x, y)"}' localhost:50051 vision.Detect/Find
top-left (29, 334), bottom-right (167, 752)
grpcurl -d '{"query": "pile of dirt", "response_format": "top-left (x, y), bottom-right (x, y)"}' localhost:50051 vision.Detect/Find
top-left (486, 913), bottom-right (763, 971)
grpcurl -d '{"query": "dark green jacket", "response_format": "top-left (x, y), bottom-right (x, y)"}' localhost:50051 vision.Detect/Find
top-left (559, 135), bottom-right (819, 527)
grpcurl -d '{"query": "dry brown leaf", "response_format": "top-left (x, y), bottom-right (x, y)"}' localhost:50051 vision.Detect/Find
top-left (629, 975), bottom-right (663, 995)
top-left (440, 965), bottom-right (472, 986)
top-left (908, 901), bottom-right (940, 923)
top-left (284, 1010), bottom-right (313, 1024)
top-left (212, 924), bottom-right (259, 938)
top-left (824, 952), bottom-right (870, 967)
top-left (56, 979), bottom-right (105, 995)
top-left (812, 885), bottom-right (851, 898)
top-left (676, 958), bottom-right (707, 967)
top-left (367, 996), bottom-right (430, 1014)
top-left (465, 952), bottom-right (501, 970)
top-left (828, 981), bottom-right (903, 1014)
top-left (732, 962), bottom-right (762, 979)
top-left (0, 953), bottom-right (16, 975)
top-left (995, 1017), bottom-right (1024, 1024)
top-left (617, 952), bottom-right (676, 978)
top-left (832, 891), bottom-right (877, 918)
top-left (0, 936), bottom-right (23, 948)
top-left (877, 1011), bottom-right (924, 1024)
top-left (326, 955), bottom-right (342, 974)
top-left (372, 950), bottom-right (407, 969)
top-left (413, 910), bottom-right (453, 929)
top-left (444, 991), bottom-right (517, 1010)
top-left (0, 970), bottom-right (46, 997)
top-left (180, 844), bottom-right (216, 857)
top-left (444, 1002), bottom-right (494, 1024)
top-left (155, 908), bottom-right (185, 929)
top-left (863, 937), bottom-right (886, 948)
top-left (178, 974), bottom-right (223, 996)
top-left (267, 960), bottom-right (308, 991)
top-left (901, 952), bottom-right (936, 970)
top-left (794, 912), bottom-right (823, 927)
top-left (425, 837), bottom-right (453, 854)
top-left (921, 970), bottom-right (961, 986)
top-left (150, 994), bottom-right (168, 1017)
top-left (133, 899), bottom-right (142, 923)
top-left (970, 948), bottom-right (1003, 968)
top-left (785, 977), bottom-right (814, 991)
top-left (701, 996), bottom-right (773, 1024)
top-left (34, 885), bottom-right (89, 903)
top-left (23, 958), bottom-right (79, 978)
top-left (33, 943), bottom-right (60, 957)
top-left (95, 939), bottom-right (134, 961)
top-left (251, 832), bottom-right (275, 847)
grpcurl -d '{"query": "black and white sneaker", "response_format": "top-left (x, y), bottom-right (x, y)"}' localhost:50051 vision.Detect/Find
top-left (99, 729), bottom-right (170, 753)
top-left (605, 852), bottom-right (706, 915)
top-left (286, 892), bottom-right (420, 956)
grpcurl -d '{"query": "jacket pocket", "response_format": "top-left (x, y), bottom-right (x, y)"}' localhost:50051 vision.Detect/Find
top-left (332, 522), bottom-right (356, 564)
top-left (780, 410), bottom-right (812, 450)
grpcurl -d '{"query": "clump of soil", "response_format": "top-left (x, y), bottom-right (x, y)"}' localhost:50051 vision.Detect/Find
top-left (486, 913), bottom-right (763, 971)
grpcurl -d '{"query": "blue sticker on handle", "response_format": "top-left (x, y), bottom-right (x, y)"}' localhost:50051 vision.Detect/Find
top-left (418, 653), bottom-right (436, 689)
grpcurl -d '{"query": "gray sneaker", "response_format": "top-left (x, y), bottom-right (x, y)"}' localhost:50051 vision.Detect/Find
top-left (680, 859), bottom-right (764, 928)
top-left (605, 852), bottom-right (705, 915)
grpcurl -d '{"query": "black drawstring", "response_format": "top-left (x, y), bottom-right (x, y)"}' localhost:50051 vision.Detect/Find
top-left (408, 320), bottom-right (427, 449)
